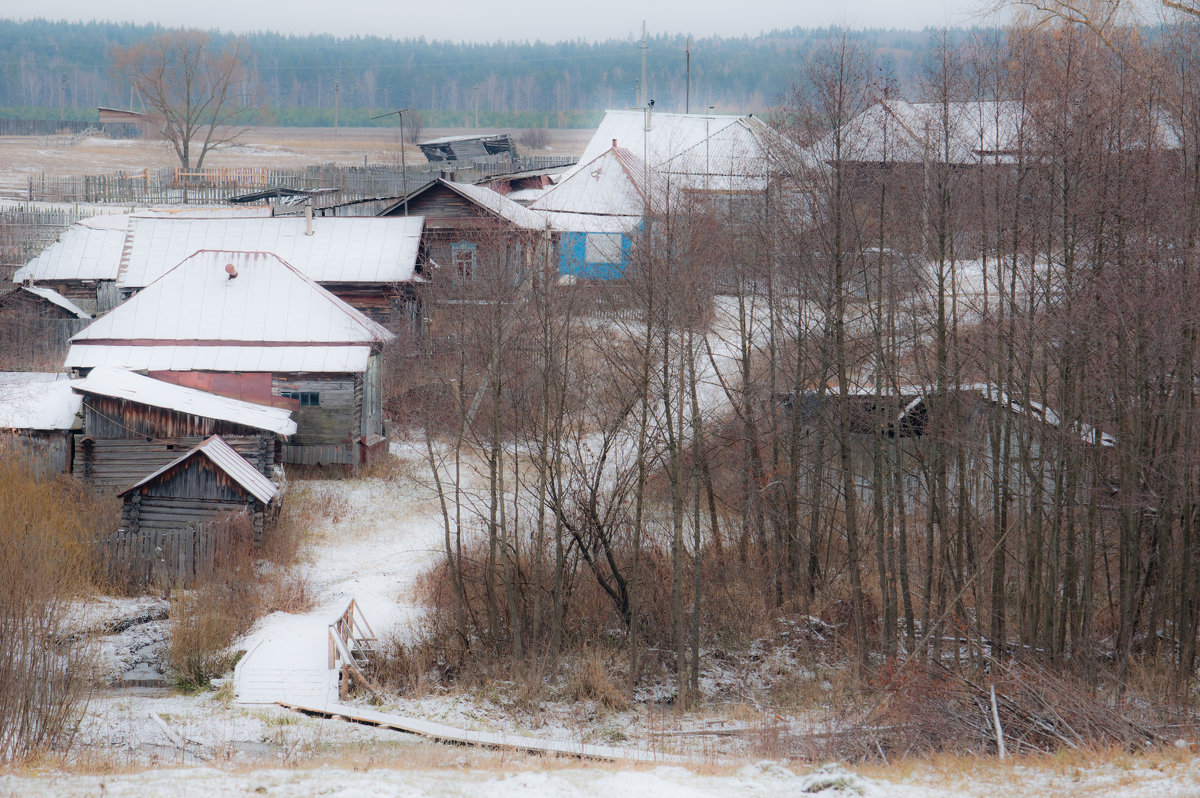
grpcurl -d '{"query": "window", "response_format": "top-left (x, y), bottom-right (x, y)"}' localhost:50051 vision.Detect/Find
top-left (451, 241), bottom-right (477, 282)
top-left (585, 232), bottom-right (623, 265)
top-left (281, 390), bottom-right (320, 407)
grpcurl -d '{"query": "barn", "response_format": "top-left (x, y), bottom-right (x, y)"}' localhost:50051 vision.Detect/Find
top-left (0, 372), bottom-right (81, 478)
top-left (71, 366), bottom-right (296, 492)
top-left (65, 250), bottom-right (395, 467)
top-left (108, 435), bottom-right (282, 584)
top-left (0, 284), bottom-right (91, 369)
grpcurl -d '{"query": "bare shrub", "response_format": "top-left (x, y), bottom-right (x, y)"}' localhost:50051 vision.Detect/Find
top-left (566, 650), bottom-right (629, 712)
top-left (517, 127), bottom-right (550, 150)
top-left (0, 448), bottom-right (109, 762)
top-left (862, 658), bottom-right (1163, 759)
top-left (167, 512), bottom-right (260, 689)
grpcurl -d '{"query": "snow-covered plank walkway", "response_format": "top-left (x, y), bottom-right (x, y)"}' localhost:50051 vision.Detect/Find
top-left (277, 700), bottom-right (685, 763)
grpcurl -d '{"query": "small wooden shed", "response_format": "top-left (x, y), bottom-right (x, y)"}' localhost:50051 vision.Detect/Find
top-left (0, 285), bottom-right (91, 368)
top-left (118, 435), bottom-right (280, 543)
top-left (0, 372), bottom-right (81, 478)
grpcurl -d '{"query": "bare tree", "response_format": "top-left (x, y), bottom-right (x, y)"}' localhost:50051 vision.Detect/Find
top-left (113, 30), bottom-right (254, 171)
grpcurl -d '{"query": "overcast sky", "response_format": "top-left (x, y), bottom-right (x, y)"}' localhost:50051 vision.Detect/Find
top-left (11, 0), bottom-right (994, 42)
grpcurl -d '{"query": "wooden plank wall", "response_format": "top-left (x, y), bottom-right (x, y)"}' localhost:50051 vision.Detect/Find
top-left (0, 431), bottom-right (72, 479)
top-left (75, 434), bottom-right (266, 491)
top-left (273, 375), bottom-right (359, 446)
top-left (95, 517), bottom-right (250, 587)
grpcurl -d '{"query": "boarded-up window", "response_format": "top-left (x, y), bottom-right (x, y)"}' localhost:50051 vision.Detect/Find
top-left (585, 233), bottom-right (623, 264)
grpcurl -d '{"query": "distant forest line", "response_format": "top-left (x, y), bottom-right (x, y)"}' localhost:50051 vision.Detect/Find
top-left (0, 19), bottom-right (986, 127)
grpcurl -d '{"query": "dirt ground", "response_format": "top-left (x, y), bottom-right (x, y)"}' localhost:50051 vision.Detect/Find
top-left (0, 126), bottom-right (594, 186)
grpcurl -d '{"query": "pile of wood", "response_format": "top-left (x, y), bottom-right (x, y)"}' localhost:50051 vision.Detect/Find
top-left (861, 659), bottom-right (1164, 758)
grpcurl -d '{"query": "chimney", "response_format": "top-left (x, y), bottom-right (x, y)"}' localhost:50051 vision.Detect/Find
top-left (305, 203), bottom-right (314, 236)
top-left (225, 263), bottom-right (238, 279)
top-left (612, 138), bottom-right (617, 149)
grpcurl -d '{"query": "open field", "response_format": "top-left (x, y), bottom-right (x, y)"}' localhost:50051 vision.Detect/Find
top-left (0, 126), bottom-right (593, 184)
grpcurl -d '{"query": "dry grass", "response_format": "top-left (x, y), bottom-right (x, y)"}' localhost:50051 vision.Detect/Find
top-left (0, 448), bottom-right (114, 762)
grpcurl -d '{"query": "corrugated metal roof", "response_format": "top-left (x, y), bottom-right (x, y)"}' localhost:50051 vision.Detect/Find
top-left (537, 212), bottom-right (639, 235)
top-left (12, 207), bottom-right (276, 285)
top-left (17, 285), bottom-right (91, 319)
top-left (531, 147), bottom-right (647, 218)
top-left (0, 372), bottom-right (81, 430)
top-left (442, 181), bottom-right (555, 231)
top-left (119, 434), bottom-right (278, 504)
top-left (73, 366), bottom-right (296, 436)
top-left (65, 344), bottom-right (371, 374)
top-left (119, 216), bottom-right (424, 288)
top-left (73, 249), bottom-right (394, 346)
top-left (571, 111), bottom-right (801, 194)
top-left (13, 213), bottom-right (131, 282)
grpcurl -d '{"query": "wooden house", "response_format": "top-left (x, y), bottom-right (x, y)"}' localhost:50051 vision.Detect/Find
top-left (12, 208), bottom-right (273, 315)
top-left (0, 285), bottom-right (91, 368)
top-left (0, 372), bottom-right (81, 478)
top-left (379, 179), bottom-right (553, 293)
top-left (65, 250), bottom-right (395, 467)
top-left (529, 144), bottom-right (646, 280)
top-left (113, 215), bottom-right (426, 335)
top-left (110, 435), bottom-right (281, 583)
top-left (71, 366), bottom-right (296, 492)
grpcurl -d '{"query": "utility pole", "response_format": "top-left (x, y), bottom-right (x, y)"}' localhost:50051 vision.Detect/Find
top-left (685, 36), bottom-right (690, 114)
top-left (640, 22), bottom-right (647, 108)
top-left (334, 79), bottom-right (341, 139)
top-left (371, 108), bottom-right (410, 215)
top-left (473, 84), bottom-right (479, 129)
top-left (60, 73), bottom-right (66, 122)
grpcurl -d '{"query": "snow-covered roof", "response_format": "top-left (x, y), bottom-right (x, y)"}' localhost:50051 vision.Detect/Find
top-left (73, 366), bottom-right (296, 436)
top-left (0, 372), bottom-right (81, 431)
top-left (12, 285), bottom-right (91, 319)
top-left (14, 213), bottom-right (131, 283)
top-left (537, 212), bottom-right (640, 235)
top-left (64, 344), bottom-right (371, 374)
top-left (118, 216), bottom-right (424, 289)
top-left (12, 207), bottom-right (277, 285)
top-left (572, 111), bottom-right (801, 191)
top-left (530, 146), bottom-right (647, 218)
top-left (441, 181), bottom-right (555, 231)
top-left (67, 250), bottom-right (392, 374)
top-left (119, 435), bottom-right (278, 504)
top-left (812, 100), bottom-right (1185, 167)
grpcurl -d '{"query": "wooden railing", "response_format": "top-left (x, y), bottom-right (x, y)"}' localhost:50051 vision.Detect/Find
top-left (328, 598), bottom-right (381, 699)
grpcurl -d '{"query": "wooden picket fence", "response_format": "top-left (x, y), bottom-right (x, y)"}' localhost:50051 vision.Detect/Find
top-left (22, 155), bottom-right (576, 207)
top-left (95, 515), bottom-right (253, 588)
top-left (0, 204), bottom-right (90, 268)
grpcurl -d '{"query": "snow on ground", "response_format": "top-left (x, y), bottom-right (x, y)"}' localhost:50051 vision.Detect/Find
top-left (8, 756), bottom-right (1200, 797)
top-left (235, 441), bottom-right (446, 704)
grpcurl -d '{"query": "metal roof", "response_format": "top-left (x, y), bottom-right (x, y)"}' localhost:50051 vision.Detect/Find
top-left (530, 147), bottom-right (647, 219)
top-left (13, 213), bottom-right (131, 282)
top-left (65, 344), bottom-right (371, 374)
top-left (572, 111), bottom-right (801, 194)
top-left (73, 366), bottom-right (296, 436)
top-left (119, 434), bottom-right (278, 504)
top-left (67, 249), bottom-right (392, 375)
top-left (119, 216), bottom-right (424, 288)
top-left (0, 372), bottom-right (81, 430)
top-left (12, 207), bottom-right (274, 285)
top-left (441, 181), bottom-right (556, 231)
top-left (14, 286), bottom-right (91, 319)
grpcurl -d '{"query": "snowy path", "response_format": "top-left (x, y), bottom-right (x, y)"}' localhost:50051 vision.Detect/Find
top-left (234, 442), bottom-right (445, 706)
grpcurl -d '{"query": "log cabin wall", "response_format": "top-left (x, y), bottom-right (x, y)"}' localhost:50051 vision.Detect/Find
top-left (76, 394), bottom-right (280, 490)
top-left (273, 373), bottom-right (362, 465)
